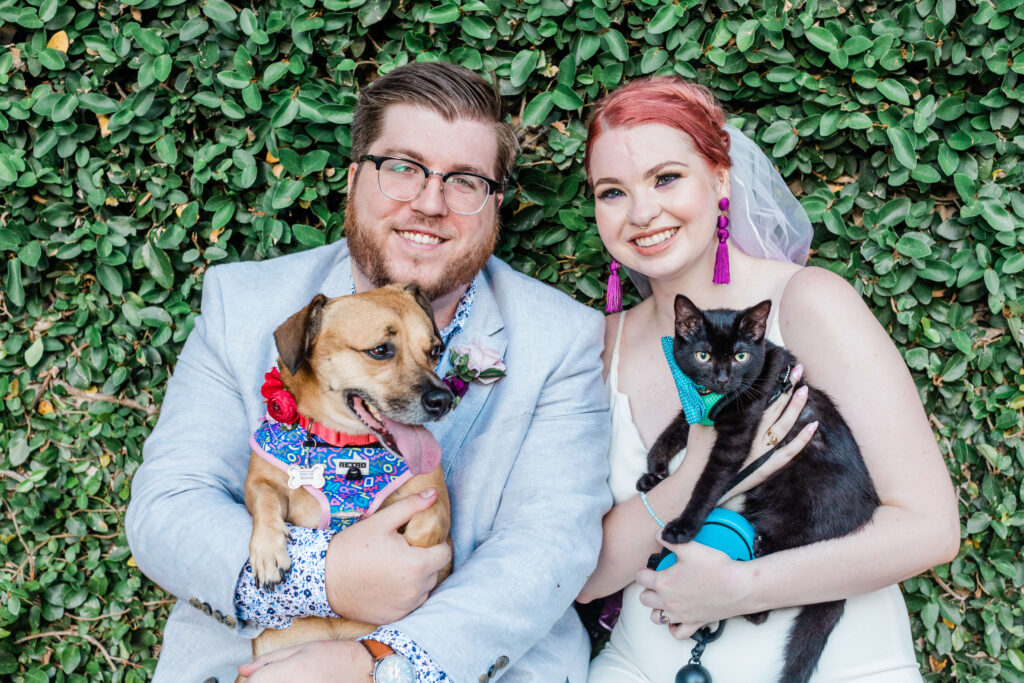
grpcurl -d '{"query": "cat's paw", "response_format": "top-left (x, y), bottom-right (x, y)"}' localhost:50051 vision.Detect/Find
top-left (662, 518), bottom-right (699, 545)
top-left (249, 523), bottom-right (293, 591)
top-left (636, 472), bottom-right (664, 493)
top-left (744, 610), bottom-right (770, 625)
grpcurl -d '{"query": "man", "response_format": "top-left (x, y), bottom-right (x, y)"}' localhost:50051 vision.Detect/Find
top-left (125, 62), bottom-right (611, 682)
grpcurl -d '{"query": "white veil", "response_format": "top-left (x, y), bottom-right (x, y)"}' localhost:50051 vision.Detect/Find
top-left (624, 124), bottom-right (813, 297)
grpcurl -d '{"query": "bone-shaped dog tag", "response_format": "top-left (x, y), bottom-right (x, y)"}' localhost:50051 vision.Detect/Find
top-left (287, 464), bottom-right (326, 489)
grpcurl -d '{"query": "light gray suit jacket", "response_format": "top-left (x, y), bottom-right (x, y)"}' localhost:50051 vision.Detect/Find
top-left (125, 240), bottom-right (612, 682)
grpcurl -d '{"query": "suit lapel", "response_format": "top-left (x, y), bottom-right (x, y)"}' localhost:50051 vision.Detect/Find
top-left (429, 270), bottom-right (507, 475)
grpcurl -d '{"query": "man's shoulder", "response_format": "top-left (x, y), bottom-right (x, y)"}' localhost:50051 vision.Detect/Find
top-left (204, 241), bottom-right (350, 296)
top-left (484, 257), bottom-right (602, 326)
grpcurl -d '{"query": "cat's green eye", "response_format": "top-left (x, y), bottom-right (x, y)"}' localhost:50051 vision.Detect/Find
top-left (695, 351), bottom-right (711, 363)
top-left (734, 352), bottom-right (749, 362)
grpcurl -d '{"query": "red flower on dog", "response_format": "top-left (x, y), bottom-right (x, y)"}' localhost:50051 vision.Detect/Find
top-left (261, 367), bottom-right (298, 424)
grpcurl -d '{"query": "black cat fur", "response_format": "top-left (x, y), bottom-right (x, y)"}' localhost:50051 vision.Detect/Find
top-left (638, 294), bottom-right (880, 683)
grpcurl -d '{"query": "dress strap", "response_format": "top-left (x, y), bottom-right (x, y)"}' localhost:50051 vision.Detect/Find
top-left (609, 311), bottom-right (627, 388)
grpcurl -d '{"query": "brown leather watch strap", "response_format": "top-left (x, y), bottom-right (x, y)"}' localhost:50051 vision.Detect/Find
top-left (361, 639), bottom-right (395, 662)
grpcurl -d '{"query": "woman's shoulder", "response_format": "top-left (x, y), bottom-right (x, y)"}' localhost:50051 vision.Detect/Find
top-left (778, 266), bottom-right (866, 321)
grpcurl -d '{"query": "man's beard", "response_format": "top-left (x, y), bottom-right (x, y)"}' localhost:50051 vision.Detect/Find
top-left (344, 199), bottom-right (498, 302)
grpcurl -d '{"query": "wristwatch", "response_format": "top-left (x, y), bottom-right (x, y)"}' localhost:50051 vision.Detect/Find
top-left (361, 639), bottom-right (416, 683)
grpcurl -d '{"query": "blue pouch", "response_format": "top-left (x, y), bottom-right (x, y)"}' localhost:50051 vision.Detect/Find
top-left (654, 508), bottom-right (756, 570)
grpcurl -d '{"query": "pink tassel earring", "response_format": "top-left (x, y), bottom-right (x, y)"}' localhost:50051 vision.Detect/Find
top-left (713, 197), bottom-right (730, 284)
top-left (605, 259), bottom-right (622, 313)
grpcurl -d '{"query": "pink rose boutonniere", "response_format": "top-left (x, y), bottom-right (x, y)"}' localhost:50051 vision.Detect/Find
top-left (442, 340), bottom-right (507, 408)
top-left (261, 367), bottom-right (299, 424)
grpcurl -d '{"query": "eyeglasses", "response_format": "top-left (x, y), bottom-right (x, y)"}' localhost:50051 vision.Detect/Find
top-left (360, 155), bottom-right (502, 216)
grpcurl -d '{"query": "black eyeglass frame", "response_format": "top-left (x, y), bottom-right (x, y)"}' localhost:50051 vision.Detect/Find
top-left (359, 154), bottom-right (503, 215)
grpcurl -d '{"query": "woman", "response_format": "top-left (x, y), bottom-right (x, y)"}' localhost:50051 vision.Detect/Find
top-left (578, 77), bottom-right (960, 681)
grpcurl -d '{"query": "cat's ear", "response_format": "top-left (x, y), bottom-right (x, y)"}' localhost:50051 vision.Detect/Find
top-left (674, 295), bottom-right (704, 337)
top-left (739, 299), bottom-right (772, 341)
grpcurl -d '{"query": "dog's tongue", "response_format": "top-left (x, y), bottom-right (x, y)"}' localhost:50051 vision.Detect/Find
top-left (380, 415), bottom-right (441, 475)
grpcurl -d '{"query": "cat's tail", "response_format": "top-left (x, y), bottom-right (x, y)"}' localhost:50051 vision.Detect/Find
top-left (779, 600), bottom-right (845, 683)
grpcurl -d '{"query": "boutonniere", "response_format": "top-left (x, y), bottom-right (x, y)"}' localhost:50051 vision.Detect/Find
top-left (442, 340), bottom-right (507, 408)
top-left (260, 367), bottom-right (299, 424)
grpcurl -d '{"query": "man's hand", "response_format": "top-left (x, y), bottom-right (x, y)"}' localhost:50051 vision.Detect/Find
top-left (238, 639), bottom-right (373, 682)
top-left (326, 488), bottom-right (452, 623)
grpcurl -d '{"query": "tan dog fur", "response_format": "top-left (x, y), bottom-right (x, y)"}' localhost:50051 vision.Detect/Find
top-left (243, 284), bottom-right (453, 661)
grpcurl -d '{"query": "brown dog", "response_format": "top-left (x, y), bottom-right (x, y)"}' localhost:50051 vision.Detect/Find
top-left (243, 284), bottom-right (454, 660)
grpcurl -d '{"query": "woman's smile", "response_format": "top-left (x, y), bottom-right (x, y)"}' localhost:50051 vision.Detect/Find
top-left (631, 227), bottom-right (680, 251)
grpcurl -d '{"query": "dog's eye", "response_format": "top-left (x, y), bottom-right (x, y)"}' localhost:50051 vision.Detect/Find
top-left (430, 343), bottom-right (443, 361)
top-left (366, 343), bottom-right (394, 360)
top-left (695, 351), bottom-right (711, 363)
top-left (734, 352), bottom-right (749, 362)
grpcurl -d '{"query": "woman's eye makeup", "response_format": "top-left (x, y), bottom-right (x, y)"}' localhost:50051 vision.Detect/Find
top-left (597, 187), bottom-right (624, 200)
top-left (654, 172), bottom-right (680, 187)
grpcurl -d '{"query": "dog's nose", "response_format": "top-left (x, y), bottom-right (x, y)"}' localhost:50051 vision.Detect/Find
top-left (422, 387), bottom-right (454, 418)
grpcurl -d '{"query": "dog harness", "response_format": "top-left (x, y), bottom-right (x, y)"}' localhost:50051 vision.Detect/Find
top-left (660, 336), bottom-right (725, 426)
top-left (250, 418), bottom-right (412, 532)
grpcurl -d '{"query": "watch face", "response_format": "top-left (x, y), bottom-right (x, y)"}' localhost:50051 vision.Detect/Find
top-left (375, 654), bottom-right (415, 683)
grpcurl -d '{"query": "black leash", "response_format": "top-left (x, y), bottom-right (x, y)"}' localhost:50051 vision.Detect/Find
top-left (675, 621), bottom-right (726, 682)
top-left (724, 364), bottom-right (794, 492)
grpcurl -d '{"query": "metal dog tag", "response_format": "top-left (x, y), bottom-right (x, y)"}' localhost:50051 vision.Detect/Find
top-left (287, 464), bottom-right (326, 489)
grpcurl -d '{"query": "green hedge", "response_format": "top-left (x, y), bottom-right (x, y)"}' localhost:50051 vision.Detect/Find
top-left (1, 0), bottom-right (1022, 680)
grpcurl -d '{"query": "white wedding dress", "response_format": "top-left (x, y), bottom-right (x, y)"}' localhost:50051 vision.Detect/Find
top-left (588, 307), bottom-right (923, 683)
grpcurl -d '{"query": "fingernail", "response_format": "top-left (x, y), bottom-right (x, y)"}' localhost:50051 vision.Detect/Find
top-left (808, 421), bottom-right (819, 434)
top-left (792, 364), bottom-right (804, 381)
top-left (797, 385), bottom-right (808, 397)
top-left (419, 488), bottom-right (436, 499)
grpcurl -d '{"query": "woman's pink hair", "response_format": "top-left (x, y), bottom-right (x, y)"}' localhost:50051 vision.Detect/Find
top-left (584, 76), bottom-right (731, 183)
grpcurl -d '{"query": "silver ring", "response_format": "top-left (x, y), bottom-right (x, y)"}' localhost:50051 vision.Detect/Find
top-left (657, 609), bottom-right (670, 625)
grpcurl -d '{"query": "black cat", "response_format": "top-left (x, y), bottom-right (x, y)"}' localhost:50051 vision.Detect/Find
top-left (638, 294), bottom-right (880, 683)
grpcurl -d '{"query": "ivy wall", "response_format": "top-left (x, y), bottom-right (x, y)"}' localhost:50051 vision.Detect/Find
top-left (1, 0), bottom-right (1023, 680)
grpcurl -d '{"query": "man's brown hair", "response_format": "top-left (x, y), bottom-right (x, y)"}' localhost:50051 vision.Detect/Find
top-left (350, 62), bottom-right (519, 184)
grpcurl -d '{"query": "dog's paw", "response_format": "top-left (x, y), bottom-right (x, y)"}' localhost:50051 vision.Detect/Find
top-left (636, 473), bottom-right (664, 493)
top-left (662, 518), bottom-right (698, 545)
top-left (249, 525), bottom-right (292, 591)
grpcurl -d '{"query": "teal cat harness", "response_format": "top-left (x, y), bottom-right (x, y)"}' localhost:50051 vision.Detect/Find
top-left (660, 336), bottom-right (725, 426)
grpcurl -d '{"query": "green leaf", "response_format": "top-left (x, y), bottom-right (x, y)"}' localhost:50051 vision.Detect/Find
top-left (96, 264), bottom-right (123, 296)
top-left (271, 179), bottom-right (304, 209)
top-left (805, 26), bottom-right (839, 53)
top-left (50, 94), bottom-right (77, 122)
top-left (601, 28), bottom-right (629, 61)
top-left (25, 337), bottom-right (44, 366)
top-left (461, 16), bottom-right (491, 40)
top-left (736, 19), bottom-right (759, 52)
top-left (293, 224), bottom-right (327, 246)
top-left (133, 27), bottom-right (165, 55)
top-left (424, 3), bottom-right (460, 23)
top-left (142, 242), bottom-right (174, 289)
top-left (981, 201), bottom-right (1015, 232)
top-left (896, 233), bottom-right (932, 259)
top-left (358, 0), bottom-right (391, 26)
top-left (647, 5), bottom-right (680, 34)
top-left (1002, 252), bottom-right (1024, 274)
top-left (551, 84), bottom-right (583, 110)
top-left (522, 91), bottom-right (554, 127)
top-left (877, 79), bottom-right (910, 106)
top-left (510, 50), bottom-right (539, 88)
top-left (886, 127), bottom-right (917, 170)
top-left (203, 0), bottom-right (237, 22)
top-left (217, 71), bottom-right (251, 89)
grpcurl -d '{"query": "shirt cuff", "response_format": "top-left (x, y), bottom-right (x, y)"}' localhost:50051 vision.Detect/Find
top-left (234, 525), bottom-right (337, 629)
top-left (361, 627), bottom-right (450, 682)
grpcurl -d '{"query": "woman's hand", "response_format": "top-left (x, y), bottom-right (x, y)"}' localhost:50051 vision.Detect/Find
top-left (717, 364), bottom-right (817, 505)
top-left (634, 537), bottom-right (754, 639)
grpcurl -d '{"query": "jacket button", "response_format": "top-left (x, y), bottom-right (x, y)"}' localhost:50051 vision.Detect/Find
top-left (496, 655), bottom-right (509, 669)
top-left (224, 615), bottom-right (237, 628)
top-left (203, 678), bottom-right (218, 683)
top-left (214, 610), bottom-right (224, 623)
top-left (201, 602), bottom-right (212, 616)
top-left (479, 675), bottom-right (488, 683)
top-left (188, 598), bottom-right (201, 610)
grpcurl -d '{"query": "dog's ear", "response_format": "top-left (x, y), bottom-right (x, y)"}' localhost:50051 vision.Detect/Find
top-left (404, 283), bottom-right (442, 342)
top-left (274, 294), bottom-right (327, 375)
